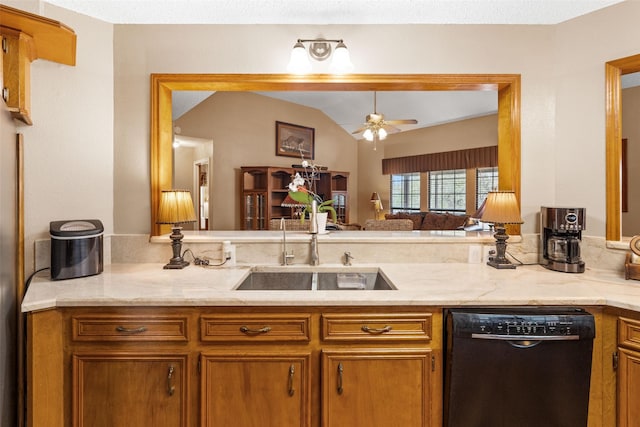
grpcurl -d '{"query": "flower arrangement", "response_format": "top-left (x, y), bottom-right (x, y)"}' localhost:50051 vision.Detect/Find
top-left (287, 157), bottom-right (337, 224)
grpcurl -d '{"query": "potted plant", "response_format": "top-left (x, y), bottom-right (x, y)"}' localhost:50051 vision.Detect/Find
top-left (287, 158), bottom-right (337, 225)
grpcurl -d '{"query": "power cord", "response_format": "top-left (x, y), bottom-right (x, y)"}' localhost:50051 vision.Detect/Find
top-left (182, 248), bottom-right (231, 267)
top-left (505, 251), bottom-right (539, 266)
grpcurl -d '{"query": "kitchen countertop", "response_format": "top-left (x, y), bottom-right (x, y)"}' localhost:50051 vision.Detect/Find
top-left (21, 262), bottom-right (640, 313)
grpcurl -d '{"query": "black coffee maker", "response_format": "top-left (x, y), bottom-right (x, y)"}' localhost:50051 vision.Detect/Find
top-left (540, 207), bottom-right (585, 273)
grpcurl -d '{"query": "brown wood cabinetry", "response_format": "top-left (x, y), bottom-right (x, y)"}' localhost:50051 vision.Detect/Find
top-left (617, 316), bottom-right (640, 427)
top-left (241, 166), bottom-right (349, 229)
top-left (27, 306), bottom-right (439, 427)
top-left (0, 4), bottom-right (76, 124)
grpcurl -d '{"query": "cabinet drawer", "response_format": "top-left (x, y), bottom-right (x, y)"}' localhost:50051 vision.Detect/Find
top-left (321, 313), bottom-right (432, 342)
top-left (201, 314), bottom-right (311, 342)
top-left (619, 317), bottom-right (640, 351)
top-left (72, 315), bottom-right (189, 342)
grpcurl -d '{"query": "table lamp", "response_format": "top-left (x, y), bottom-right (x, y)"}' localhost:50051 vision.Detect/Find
top-left (370, 192), bottom-right (383, 219)
top-left (479, 191), bottom-right (523, 269)
top-left (157, 190), bottom-right (197, 269)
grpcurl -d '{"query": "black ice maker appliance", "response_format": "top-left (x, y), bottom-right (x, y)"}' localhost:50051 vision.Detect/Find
top-left (50, 219), bottom-right (104, 280)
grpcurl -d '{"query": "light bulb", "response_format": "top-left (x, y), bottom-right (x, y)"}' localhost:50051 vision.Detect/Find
top-left (329, 41), bottom-right (354, 74)
top-left (378, 127), bottom-right (388, 140)
top-left (363, 128), bottom-right (374, 141)
top-left (287, 42), bottom-right (312, 74)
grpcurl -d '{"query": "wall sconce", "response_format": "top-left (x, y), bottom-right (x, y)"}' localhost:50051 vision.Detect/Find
top-left (156, 190), bottom-right (197, 269)
top-left (370, 192), bottom-right (384, 219)
top-left (477, 191), bottom-right (523, 269)
top-left (287, 38), bottom-right (354, 75)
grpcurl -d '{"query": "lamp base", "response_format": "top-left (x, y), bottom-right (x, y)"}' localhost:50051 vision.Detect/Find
top-left (163, 226), bottom-right (190, 269)
top-left (163, 259), bottom-right (190, 269)
top-left (486, 223), bottom-right (517, 270)
top-left (486, 258), bottom-right (516, 269)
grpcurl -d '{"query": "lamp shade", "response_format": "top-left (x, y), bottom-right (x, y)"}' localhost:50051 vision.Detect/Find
top-left (157, 190), bottom-right (197, 225)
top-left (328, 41), bottom-right (354, 74)
top-left (479, 191), bottom-right (523, 224)
top-left (370, 192), bottom-right (381, 202)
top-left (287, 41), bottom-right (312, 74)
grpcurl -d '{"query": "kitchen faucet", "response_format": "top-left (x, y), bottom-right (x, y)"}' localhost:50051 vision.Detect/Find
top-left (309, 200), bottom-right (320, 266)
top-left (280, 218), bottom-right (294, 265)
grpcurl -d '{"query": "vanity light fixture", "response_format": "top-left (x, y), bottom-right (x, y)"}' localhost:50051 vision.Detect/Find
top-left (157, 190), bottom-right (197, 269)
top-left (479, 191), bottom-right (523, 269)
top-left (287, 38), bottom-right (354, 75)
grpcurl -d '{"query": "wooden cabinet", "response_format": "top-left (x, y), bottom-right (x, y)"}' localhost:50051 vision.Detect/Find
top-left (241, 166), bottom-right (349, 229)
top-left (617, 316), bottom-right (640, 427)
top-left (320, 312), bottom-right (437, 427)
top-left (201, 352), bottom-right (311, 427)
top-left (321, 350), bottom-right (431, 427)
top-left (72, 353), bottom-right (189, 427)
top-left (27, 306), bottom-right (440, 427)
top-left (0, 4), bottom-right (76, 124)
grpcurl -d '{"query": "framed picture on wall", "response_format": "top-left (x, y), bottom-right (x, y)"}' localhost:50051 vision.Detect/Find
top-left (275, 121), bottom-right (315, 159)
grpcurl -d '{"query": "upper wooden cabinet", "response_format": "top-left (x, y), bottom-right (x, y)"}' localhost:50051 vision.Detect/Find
top-left (0, 4), bottom-right (76, 124)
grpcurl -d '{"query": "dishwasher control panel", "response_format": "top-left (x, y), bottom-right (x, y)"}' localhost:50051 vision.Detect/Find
top-left (449, 308), bottom-right (595, 339)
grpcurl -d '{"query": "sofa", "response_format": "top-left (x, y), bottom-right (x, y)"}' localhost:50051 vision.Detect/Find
top-left (385, 212), bottom-right (470, 231)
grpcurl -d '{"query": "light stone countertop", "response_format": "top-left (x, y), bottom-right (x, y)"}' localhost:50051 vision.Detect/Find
top-left (21, 262), bottom-right (640, 313)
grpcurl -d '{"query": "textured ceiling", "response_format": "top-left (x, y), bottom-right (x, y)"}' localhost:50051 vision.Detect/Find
top-left (43, 0), bottom-right (624, 25)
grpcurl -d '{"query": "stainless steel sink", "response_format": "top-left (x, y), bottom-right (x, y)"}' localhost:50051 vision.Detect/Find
top-left (235, 269), bottom-right (396, 291)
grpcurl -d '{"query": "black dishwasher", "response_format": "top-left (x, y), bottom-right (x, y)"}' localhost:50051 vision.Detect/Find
top-left (444, 307), bottom-right (595, 427)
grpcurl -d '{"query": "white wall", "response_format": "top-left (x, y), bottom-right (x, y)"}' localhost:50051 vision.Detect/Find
top-left (11, 3), bottom-right (114, 272)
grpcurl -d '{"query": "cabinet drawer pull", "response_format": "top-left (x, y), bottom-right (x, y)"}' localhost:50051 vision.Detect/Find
top-left (288, 364), bottom-right (295, 396)
top-left (239, 326), bottom-right (272, 335)
top-left (337, 362), bottom-right (344, 395)
top-left (361, 325), bottom-right (392, 334)
top-left (167, 365), bottom-right (175, 396)
top-left (115, 326), bottom-right (147, 334)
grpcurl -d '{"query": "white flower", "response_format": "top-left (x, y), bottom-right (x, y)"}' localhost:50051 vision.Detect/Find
top-left (301, 160), bottom-right (309, 168)
top-left (288, 173), bottom-right (306, 191)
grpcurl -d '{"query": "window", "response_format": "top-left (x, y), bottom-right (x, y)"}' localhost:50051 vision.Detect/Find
top-left (390, 173), bottom-right (420, 213)
top-left (428, 169), bottom-right (466, 213)
top-left (476, 167), bottom-right (498, 208)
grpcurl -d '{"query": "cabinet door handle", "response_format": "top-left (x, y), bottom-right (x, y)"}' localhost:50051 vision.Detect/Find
top-left (239, 326), bottom-right (272, 335)
top-left (361, 325), bottom-right (392, 334)
top-left (115, 326), bottom-right (147, 334)
top-left (288, 364), bottom-right (295, 396)
top-left (337, 362), bottom-right (344, 395)
top-left (167, 365), bottom-right (175, 396)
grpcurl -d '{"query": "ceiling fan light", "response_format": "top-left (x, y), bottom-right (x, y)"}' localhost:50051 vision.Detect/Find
top-left (329, 41), bottom-right (353, 74)
top-left (287, 42), bottom-right (312, 74)
top-left (378, 127), bottom-right (388, 140)
top-left (363, 128), bottom-right (374, 141)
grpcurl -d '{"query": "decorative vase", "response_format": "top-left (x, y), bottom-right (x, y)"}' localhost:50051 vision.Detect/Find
top-left (312, 212), bottom-right (329, 234)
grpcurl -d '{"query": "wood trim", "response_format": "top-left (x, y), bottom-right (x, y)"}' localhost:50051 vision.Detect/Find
top-left (622, 138), bottom-right (628, 213)
top-left (16, 133), bottom-right (24, 427)
top-left (150, 74), bottom-right (521, 236)
top-left (605, 54), bottom-right (640, 241)
top-left (0, 4), bottom-right (76, 66)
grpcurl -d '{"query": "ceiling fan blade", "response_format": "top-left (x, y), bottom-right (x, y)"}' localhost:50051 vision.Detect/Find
top-left (382, 124), bottom-right (401, 134)
top-left (385, 119), bottom-right (418, 125)
top-left (352, 126), bottom-right (368, 134)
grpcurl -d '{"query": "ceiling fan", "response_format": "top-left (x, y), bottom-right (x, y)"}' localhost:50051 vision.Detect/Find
top-left (352, 92), bottom-right (418, 150)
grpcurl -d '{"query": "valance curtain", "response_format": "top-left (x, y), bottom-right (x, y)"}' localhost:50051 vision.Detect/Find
top-left (381, 145), bottom-right (497, 175)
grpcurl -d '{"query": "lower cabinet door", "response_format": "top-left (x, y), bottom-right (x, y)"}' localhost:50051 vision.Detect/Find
top-left (201, 352), bottom-right (311, 427)
top-left (321, 349), bottom-right (432, 427)
top-left (72, 353), bottom-right (189, 427)
top-left (618, 347), bottom-right (640, 427)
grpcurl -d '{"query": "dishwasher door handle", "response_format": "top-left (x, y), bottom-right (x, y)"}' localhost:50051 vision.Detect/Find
top-left (471, 333), bottom-right (581, 341)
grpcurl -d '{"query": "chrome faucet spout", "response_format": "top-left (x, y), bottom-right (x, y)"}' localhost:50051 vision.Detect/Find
top-left (309, 200), bottom-right (320, 266)
top-left (281, 218), bottom-right (294, 265)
